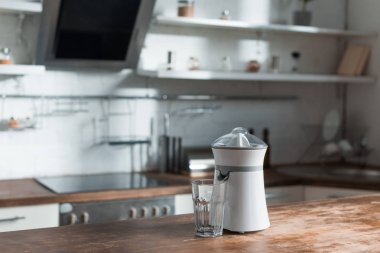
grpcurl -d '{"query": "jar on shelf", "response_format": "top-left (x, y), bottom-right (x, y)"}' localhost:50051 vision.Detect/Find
top-left (220, 10), bottom-right (231, 20)
top-left (269, 55), bottom-right (280, 73)
top-left (178, 0), bottom-right (194, 17)
top-left (0, 47), bottom-right (13, 64)
top-left (220, 56), bottom-right (232, 72)
top-left (187, 57), bottom-right (200, 70)
top-left (247, 60), bottom-right (260, 72)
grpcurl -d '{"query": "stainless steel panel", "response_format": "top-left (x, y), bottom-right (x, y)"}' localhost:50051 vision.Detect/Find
top-left (60, 196), bottom-right (175, 225)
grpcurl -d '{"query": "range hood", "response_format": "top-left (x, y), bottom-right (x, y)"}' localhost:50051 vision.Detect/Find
top-left (36, 0), bottom-right (155, 69)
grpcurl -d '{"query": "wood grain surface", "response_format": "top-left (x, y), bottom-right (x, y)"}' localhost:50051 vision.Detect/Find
top-left (0, 169), bottom-right (378, 207)
top-left (0, 171), bottom-right (300, 207)
top-left (0, 174), bottom-right (191, 207)
top-left (0, 194), bottom-right (379, 253)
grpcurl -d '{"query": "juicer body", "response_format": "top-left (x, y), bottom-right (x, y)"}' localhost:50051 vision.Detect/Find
top-left (213, 148), bottom-right (270, 232)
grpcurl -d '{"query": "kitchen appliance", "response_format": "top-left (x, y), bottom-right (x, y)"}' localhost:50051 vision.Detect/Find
top-left (212, 127), bottom-right (270, 232)
top-left (36, 173), bottom-right (175, 226)
top-left (36, 173), bottom-right (169, 194)
top-left (37, 0), bottom-right (155, 69)
top-left (59, 196), bottom-right (175, 225)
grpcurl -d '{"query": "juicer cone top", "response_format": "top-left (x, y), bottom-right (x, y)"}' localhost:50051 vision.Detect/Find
top-left (212, 127), bottom-right (270, 232)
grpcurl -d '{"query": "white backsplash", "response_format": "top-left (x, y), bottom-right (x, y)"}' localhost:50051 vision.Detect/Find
top-left (0, 0), bottom-right (345, 179)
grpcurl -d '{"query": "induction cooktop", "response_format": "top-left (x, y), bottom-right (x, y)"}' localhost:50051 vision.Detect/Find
top-left (36, 173), bottom-right (169, 194)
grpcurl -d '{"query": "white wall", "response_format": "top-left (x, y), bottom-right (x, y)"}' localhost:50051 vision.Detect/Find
top-left (0, 0), bottom-right (344, 179)
top-left (347, 0), bottom-right (380, 165)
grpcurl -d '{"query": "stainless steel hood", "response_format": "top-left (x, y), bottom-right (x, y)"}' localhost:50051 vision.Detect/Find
top-left (36, 0), bottom-right (155, 69)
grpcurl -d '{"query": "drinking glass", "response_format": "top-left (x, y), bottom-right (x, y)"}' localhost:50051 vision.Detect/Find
top-left (191, 179), bottom-right (226, 237)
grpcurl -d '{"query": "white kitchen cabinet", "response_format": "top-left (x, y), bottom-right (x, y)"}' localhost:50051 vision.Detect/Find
top-left (266, 186), bottom-right (305, 206)
top-left (174, 194), bottom-right (193, 215)
top-left (0, 204), bottom-right (59, 232)
top-left (0, 1), bottom-right (45, 77)
top-left (304, 186), bottom-right (377, 201)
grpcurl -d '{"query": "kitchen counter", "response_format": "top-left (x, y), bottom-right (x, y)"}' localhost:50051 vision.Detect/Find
top-left (0, 194), bottom-right (379, 253)
top-left (275, 165), bottom-right (380, 191)
top-left (0, 171), bottom-right (299, 207)
top-left (0, 173), bottom-right (191, 207)
top-left (0, 165), bottom-right (379, 207)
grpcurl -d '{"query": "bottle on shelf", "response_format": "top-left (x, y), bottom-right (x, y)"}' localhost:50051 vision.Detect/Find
top-left (166, 51), bottom-right (176, 70)
top-left (0, 48), bottom-right (13, 65)
top-left (8, 117), bottom-right (18, 129)
top-left (269, 55), bottom-right (280, 73)
top-left (291, 51), bottom-right (301, 72)
top-left (220, 56), bottom-right (232, 72)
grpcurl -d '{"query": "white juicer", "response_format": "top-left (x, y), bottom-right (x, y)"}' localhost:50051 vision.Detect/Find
top-left (212, 127), bottom-right (270, 232)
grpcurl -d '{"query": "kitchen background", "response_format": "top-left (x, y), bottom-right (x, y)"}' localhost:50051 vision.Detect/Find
top-left (0, 0), bottom-right (377, 180)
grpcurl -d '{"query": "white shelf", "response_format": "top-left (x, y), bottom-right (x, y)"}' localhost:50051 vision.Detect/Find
top-left (138, 69), bottom-right (376, 84)
top-left (0, 0), bottom-right (42, 14)
top-left (0, 64), bottom-right (45, 75)
top-left (155, 16), bottom-right (377, 38)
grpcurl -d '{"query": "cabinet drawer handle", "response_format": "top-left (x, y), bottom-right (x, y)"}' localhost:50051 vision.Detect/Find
top-left (0, 216), bottom-right (26, 222)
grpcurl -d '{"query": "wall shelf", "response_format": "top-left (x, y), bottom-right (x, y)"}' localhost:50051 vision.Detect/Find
top-left (154, 16), bottom-right (377, 38)
top-left (138, 69), bottom-right (376, 84)
top-left (0, 65), bottom-right (45, 75)
top-left (0, 93), bottom-right (297, 101)
top-left (0, 0), bottom-right (42, 14)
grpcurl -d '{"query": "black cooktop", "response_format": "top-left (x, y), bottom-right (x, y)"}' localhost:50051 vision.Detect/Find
top-left (36, 173), bottom-right (169, 194)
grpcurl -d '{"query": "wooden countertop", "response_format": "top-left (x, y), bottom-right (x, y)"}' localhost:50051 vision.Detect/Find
top-left (0, 194), bottom-right (379, 253)
top-left (0, 171), bottom-right (299, 207)
top-left (0, 173), bottom-right (191, 207)
top-left (275, 165), bottom-right (380, 191)
top-left (0, 167), bottom-right (378, 207)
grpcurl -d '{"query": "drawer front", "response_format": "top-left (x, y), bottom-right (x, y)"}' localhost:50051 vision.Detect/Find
top-left (175, 194), bottom-right (193, 215)
top-left (0, 204), bottom-right (59, 232)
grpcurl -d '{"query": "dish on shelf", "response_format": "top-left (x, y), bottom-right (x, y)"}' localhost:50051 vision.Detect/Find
top-left (322, 109), bottom-right (340, 141)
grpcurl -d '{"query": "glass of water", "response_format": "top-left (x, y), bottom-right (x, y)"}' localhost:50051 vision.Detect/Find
top-left (191, 179), bottom-right (226, 237)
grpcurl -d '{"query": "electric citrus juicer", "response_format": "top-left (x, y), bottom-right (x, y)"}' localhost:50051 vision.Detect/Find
top-left (212, 127), bottom-right (270, 232)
